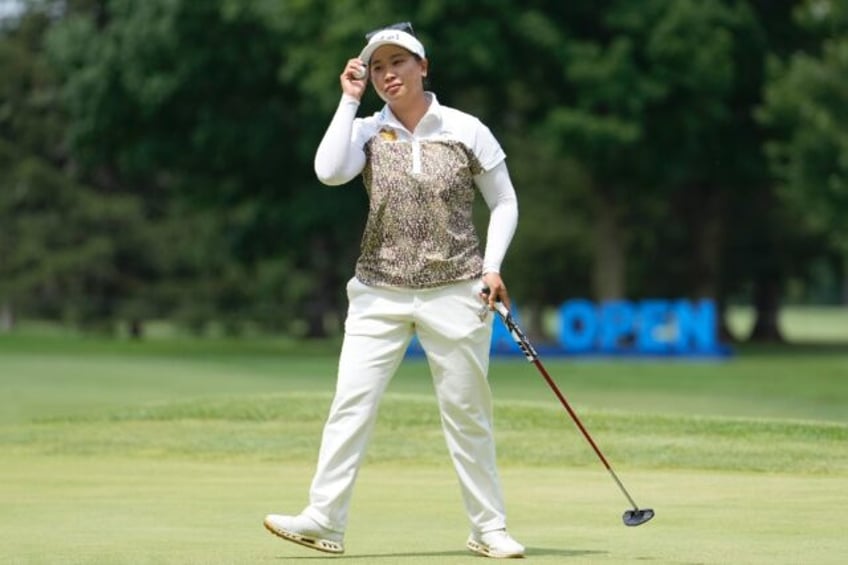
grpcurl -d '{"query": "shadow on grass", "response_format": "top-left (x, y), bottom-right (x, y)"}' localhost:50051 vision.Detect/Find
top-left (276, 547), bottom-right (607, 560)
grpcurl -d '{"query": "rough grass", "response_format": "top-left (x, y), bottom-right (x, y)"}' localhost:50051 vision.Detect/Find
top-left (3, 392), bottom-right (846, 476)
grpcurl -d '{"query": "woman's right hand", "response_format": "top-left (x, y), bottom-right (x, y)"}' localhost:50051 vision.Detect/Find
top-left (341, 58), bottom-right (368, 100)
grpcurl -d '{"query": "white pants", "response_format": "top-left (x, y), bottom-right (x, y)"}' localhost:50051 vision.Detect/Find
top-left (302, 277), bottom-right (508, 534)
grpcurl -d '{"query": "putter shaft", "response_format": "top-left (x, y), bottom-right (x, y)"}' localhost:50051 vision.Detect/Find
top-left (492, 302), bottom-right (653, 523)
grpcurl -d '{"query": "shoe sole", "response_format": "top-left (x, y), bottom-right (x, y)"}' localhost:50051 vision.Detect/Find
top-left (263, 518), bottom-right (344, 554)
top-left (466, 538), bottom-right (525, 559)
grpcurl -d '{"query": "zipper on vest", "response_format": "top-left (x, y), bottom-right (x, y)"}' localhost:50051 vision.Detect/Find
top-left (411, 140), bottom-right (421, 174)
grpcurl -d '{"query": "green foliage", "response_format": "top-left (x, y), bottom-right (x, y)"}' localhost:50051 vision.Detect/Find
top-left (0, 140), bottom-right (154, 329)
top-left (759, 18), bottom-right (848, 251)
top-left (47, 1), bottom-right (289, 187)
top-left (42, 0), bottom-right (372, 335)
top-left (1, 0), bottom-right (847, 338)
top-left (0, 9), bottom-right (160, 332)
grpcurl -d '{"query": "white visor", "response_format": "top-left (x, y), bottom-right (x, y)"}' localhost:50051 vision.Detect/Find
top-left (359, 29), bottom-right (426, 64)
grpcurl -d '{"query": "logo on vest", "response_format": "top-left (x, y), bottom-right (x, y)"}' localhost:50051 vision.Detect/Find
top-left (379, 128), bottom-right (398, 141)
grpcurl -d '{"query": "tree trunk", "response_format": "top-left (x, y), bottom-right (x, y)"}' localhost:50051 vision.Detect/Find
top-left (691, 188), bottom-right (724, 299)
top-left (716, 298), bottom-right (739, 343)
top-left (591, 189), bottom-right (626, 300)
top-left (841, 255), bottom-right (848, 305)
top-left (525, 301), bottom-right (547, 343)
top-left (128, 319), bottom-right (144, 339)
top-left (304, 296), bottom-right (330, 338)
top-left (748, 276), bottom-right (784, 342)
top-left (303, 235), bottom-right (336, 339)
top-left (0, 302), bottom-right (14, 332)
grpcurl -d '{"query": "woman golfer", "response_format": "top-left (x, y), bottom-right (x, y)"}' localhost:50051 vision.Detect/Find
top-left (264, 22), bottom-right (524, 559)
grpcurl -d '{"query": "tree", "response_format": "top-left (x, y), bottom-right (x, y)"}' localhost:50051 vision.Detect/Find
top-left (0, 138), bottom-right (157, 332)
top-left (12, 0), bottom-right (839, 342)
top-left (45, 0), bottom-right (368, 336)
top-left (759, 0), bottom-right (848, 304)
top-left (523, 1), bottom-right (763, 310)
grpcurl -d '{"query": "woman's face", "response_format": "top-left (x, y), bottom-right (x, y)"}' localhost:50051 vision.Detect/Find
top-left (368, 44), bottom-right (428, 103)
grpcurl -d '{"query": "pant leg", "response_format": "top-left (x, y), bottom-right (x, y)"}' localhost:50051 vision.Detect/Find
top-left (304, 278), bottom-right (414, 532)
top-left (414, 279), bottom-right (508, 534)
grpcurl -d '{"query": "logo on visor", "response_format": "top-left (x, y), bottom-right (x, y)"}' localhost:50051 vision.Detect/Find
top-left (376, 31), bottom-right (403, 41)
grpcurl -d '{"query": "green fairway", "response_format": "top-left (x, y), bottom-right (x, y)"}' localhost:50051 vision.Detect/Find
top-left (1, 331), bottom-right (847, 564)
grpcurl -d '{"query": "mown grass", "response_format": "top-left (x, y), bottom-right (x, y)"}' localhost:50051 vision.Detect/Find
top-left (1, 324), bottom-right (848, 564)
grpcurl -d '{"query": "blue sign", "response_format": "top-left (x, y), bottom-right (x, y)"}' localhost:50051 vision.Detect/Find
top-left (408, 298), bottom-right (729, 358)
top-left (490, 298), bottom-right (729, 358)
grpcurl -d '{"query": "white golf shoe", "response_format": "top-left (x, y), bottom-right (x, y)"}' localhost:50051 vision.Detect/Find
top-left (263, 513), bottom-right (344, 554)
top-left (466, 529), bottom-right (525, 558)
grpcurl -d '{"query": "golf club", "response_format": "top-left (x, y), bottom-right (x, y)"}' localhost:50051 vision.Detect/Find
top-left (483, 291), bottom-right (654, 526)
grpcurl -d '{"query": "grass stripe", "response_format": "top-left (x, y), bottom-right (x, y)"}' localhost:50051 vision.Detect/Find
top-left (3, 393), bottom-right (845, 475)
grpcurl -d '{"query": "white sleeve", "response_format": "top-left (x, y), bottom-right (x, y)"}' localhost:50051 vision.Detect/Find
top-left (472, 121), bottom-right (507, 172)
top-left (314, 94), bottom-right (368, 186)
top-left (474, 161), bottom-right (518, 274)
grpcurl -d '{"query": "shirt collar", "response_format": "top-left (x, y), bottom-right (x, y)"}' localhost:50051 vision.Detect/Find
top-left (379, 92), bottom-right (443, 135)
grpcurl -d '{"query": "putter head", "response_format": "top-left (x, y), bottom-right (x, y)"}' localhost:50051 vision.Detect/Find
top-left (623, 508), bottom-right (654, 526)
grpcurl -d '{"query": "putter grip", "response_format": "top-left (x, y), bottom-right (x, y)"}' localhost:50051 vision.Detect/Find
top-left (494, 302), bottom-right (509, 318)
top-left (481, 286), bottom-right (512, 318)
